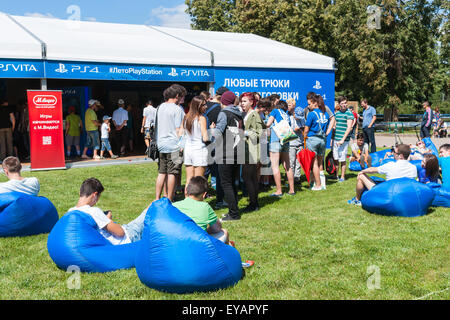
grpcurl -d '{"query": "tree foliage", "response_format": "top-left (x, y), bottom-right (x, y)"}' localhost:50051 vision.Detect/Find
top-left (185, 0), bottom-right (449, 114)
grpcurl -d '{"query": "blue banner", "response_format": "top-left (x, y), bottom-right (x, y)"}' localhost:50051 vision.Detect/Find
top-left (45, 61), bottom-right (214, 82)
top-left (0, 59), bottom-right (45, 78)
top-left (215, 67), bottom-right (335, 111)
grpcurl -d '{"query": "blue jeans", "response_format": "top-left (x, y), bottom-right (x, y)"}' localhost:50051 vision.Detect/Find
top-left (101, 138), bottom-right (112, 151)
top-left (86, 130), bottom-right (100, 150)
top-left (122, 207), bottom-right (148, 243)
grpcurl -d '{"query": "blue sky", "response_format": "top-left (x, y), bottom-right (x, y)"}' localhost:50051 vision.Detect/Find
top-left (0, 0), bottom-right (191, 28)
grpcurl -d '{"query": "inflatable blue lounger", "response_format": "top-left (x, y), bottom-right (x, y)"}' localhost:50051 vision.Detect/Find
top-left (136, 198), bottom-right (243, 294)
top-left (350, 138), bottom-right (439, 172)
top-left (0, 192), bottom-right (58, 237)
top-left (361, 178), bottom-right (435, 217)
top-left (47, 210), bottom-right (140, 273)
top-left (428, 183), bottom-right (450, 208)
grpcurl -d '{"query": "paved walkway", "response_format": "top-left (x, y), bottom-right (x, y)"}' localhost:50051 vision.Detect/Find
top-left (375, 134), bottom-right (449, 149)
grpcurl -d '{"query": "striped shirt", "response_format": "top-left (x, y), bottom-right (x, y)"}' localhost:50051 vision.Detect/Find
top-left (334, 109), bottom-right (354, 141)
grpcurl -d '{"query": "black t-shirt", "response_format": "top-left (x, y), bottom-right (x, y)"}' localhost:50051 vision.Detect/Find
top-left (0, 105), bottom-right (14, 129)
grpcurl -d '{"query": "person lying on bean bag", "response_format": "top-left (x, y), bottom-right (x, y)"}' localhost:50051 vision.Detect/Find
top-left (0, 157), bottom-right (40, 196)
top-left (348, 144), bottom-right (417, 206)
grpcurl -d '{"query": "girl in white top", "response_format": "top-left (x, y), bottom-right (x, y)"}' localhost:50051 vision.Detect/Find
top-left (181, 96), bottom-right (210, 191)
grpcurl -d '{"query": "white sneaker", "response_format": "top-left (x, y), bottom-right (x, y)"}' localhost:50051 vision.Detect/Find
top-left (93, 155), bottom-right (101, 160)
top-left (311, 186), bottom-right (322, 191)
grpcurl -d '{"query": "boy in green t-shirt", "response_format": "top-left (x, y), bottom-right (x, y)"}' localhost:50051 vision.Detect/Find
top-left (173, 176), bottom-right (230, 244)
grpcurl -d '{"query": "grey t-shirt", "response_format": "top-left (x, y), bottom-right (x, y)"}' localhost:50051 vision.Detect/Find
top-left (156, 102), bottom-right (185, 153)
top-left (0, 177), bottom-right (40, 196)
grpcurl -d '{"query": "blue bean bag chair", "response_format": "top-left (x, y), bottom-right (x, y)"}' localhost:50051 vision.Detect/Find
top-left (136, 198), bottom-right (243, 294)
top-left (422, 137), bottom-right (439, 157)
top-left (361, 178), bottom-right (435, 217)
top-left (349, 149), bottom-right (392, 171)
top-left (427, 183), bottom-right (450, 208)
top-left (47, 210), bottom-right (141, 273)
top-left (0, 192), bottom-right (58, 237)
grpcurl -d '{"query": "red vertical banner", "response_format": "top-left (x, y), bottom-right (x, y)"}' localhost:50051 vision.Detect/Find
top-left (27, 90), bottom-right (66, 170)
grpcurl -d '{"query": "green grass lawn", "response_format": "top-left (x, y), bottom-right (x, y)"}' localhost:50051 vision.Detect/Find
top-left (0, 162), bottom-right (448, 300)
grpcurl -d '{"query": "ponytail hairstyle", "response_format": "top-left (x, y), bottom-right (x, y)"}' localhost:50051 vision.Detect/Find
top-left (185, 95), bottom-right (206, 134)
top-left (314, 94), bottom-right (326, 113)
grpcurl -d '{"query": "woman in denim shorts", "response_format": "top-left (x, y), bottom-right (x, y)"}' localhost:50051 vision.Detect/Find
top-left (265, 100), bottom-right (295, 196)
top-left (304, 95), bottom-right (334, 190)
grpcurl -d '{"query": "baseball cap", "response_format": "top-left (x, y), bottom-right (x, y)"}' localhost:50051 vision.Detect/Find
top-left (216, 86), bottom-right (229, 96)
top-left (88, 99), bottom-right (97, 106)
top-left (102, 115), bottom-right (112, 121)
top-left (118, 99), bottom-right (125, 105)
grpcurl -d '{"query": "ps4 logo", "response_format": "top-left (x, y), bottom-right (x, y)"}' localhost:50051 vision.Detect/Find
top-left (54, 63), bottom-right (99, 74)
top-left (313, 81), bottom-right (322, 90)
top-left (55, 63), bottom-right (68, 73)
top-left (168, 68), bottom-right (179, 77)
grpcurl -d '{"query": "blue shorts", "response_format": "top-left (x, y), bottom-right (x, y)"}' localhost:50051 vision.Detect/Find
top-left (101, 138), bottom-right (111, 152)
top-left (269, 141), bottom-right (289, 153)
top-left (306, 135), bottom-right (326, 157)
top-left (86, 130), bottom-right (100, 150)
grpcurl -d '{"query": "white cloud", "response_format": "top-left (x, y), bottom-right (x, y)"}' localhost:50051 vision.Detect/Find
top-left (24, 12), bottom-right (57, 19)
top-left (149, 4), bottom-right (191, 29)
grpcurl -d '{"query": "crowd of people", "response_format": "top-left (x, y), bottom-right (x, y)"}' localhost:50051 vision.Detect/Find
top-left (0, 81), bottom-right (449, 249)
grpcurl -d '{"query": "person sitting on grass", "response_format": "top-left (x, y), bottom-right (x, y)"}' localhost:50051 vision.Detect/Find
top-left (439, 144), bottom-right (450, 189)
top-left (418, 154), bottom-right (440, 184)
top-left (0, 156), bottom-right (40, 196)
top-left (173, 176), bottom-right (231, 245)
top-left (68, 177), bottom-right (147, 244)
top-left (348, 144), bottom-right (417, 206)
top-left (350, 133), bottom-right (372, 168)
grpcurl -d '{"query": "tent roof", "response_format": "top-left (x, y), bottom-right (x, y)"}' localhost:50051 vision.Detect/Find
top-left (154, 26), bottom-right (335, 70)
top-left (0, 13), bottom-right (42, 60)
top-left (1, 13), bottom-right (334, 70)
top-left (11, 15), bottom-right (212, 66)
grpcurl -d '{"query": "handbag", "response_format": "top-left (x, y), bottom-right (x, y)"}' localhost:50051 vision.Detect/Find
top-left (272, 109), bottom-right (298, 145)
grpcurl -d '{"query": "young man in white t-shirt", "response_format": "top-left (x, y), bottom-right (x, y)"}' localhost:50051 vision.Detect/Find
top-left (348, 144), bottom-right (417, 205)
top-left (0, 156), bottom-right (40, 196)
top-left (141, 100), bottom-right (156, 154)
top-left (68, 178), bottom-right (148, 245)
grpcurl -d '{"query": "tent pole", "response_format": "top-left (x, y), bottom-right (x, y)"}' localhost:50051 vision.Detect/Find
top-left (40, 79), bottom-right (48, 90)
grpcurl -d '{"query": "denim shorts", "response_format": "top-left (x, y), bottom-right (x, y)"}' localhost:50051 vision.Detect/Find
top-left (269, 141), bottom-right (289, 153)
top-left (306, 135), bottom-right (326, 157)
top-left (101, 138), bottom-right (111, 151)
top-left (86, 130), bottom-right (100, 150)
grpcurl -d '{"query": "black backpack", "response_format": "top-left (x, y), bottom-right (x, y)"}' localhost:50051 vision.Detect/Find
top-left (325, 150), bottom-right (336, 175)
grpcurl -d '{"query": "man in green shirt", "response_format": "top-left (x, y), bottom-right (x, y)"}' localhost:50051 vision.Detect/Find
top-left (65, 106), bottom-right (83, 157)
top-left (173, 176), bottom-right (229, 244)
top-left (81, 99), bottom-right (101, 160)
top-left (333, 96), bottom-right (354, 182)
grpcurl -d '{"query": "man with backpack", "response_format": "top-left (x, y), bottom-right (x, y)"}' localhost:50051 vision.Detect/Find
top-left (211, 90), bottom-right (244, 221)
top-left (202, 87), bottom-right (228, 209)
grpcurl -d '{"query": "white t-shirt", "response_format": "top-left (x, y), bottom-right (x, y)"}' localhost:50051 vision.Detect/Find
top-left (351, 142), bottom-right (369, 155)
top-left (377, 160), bottom-right (418, 181)
top-left (112, 107), bottom-right (129, 127)
top-left (101, 123), bottom-right (109, 139)
top-left (68, 205), bottom-right (131, 245)
top-left (0, 177), bottom-right (40, 196)
top-left (143, 105), bottom-right (156, 128)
